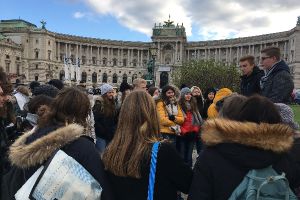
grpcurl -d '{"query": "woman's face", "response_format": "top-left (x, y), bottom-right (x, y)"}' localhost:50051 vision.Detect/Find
top-left (124, 89), bottom-right (131, 95)
top-left (208, 92), bottom-right (215, 100)
top-left (165, 89), bottom-right (175, 99)
top-left (192, 89), bottom-right (201, 97)
top-left (185, 93), bottom-right (192, 101)
top-left (153, 89), bottom-right (159, 97)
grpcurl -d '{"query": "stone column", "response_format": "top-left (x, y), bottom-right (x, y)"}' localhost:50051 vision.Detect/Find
top-left (229, 47), bottom-right (232, 63)
top-left (107, 48), bottom-right (110, 66)
top-left (90, 46), bottom-right (93, 65)
top-left (180, 41), bottom-right (183, 61)
top-left (57, 42), bottom-right (60, 61)
top-left (97, 47), bottom-right (99, 65)
top-left (131, 49), bottom-right (133, 67)
top-left (127, 49), bottom-right (130, 67)
top-left (121, 48), bottom-right (123, 66)
top-left (175, 41), bottom-right (178, 62)
top-left (100, 47), bottom-right (103, 65)
top-left (76, 44), bottom-right (79, 62)
top-left (284, 41), bottom-right (287, 59)
top-left (137, 49), bottom-right (140, 66)
top-left (65, 43), bottom-right (68, 58)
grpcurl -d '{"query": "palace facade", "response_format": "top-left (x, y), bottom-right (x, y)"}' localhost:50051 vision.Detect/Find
top-left (0, 17), bottom-right (300, 88)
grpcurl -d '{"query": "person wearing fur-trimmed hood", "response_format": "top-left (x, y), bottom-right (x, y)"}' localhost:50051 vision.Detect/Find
top-left (156, 85), bottom-right (184, 146)
top-left (188, 95), bottom-right (300, 200)
top-left (1, 87), bottom-right (114, 200)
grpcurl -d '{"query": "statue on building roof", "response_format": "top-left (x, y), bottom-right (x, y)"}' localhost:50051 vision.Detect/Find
top-left (163, 14), bottom-right (174, 27)
top-left (40, 20), bottom-right (46, 29)
top-left (297, 16), bottom-right (300, 26)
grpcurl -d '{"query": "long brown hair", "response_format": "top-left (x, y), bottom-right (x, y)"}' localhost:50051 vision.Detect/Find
top-left (179, 95), bottom-right (198, 113)
top-left (38, 87), bottom-right (90, 128)
top-left (102, 91), bottom-right (161, 178)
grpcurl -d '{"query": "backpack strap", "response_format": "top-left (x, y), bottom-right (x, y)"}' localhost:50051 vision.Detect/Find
top-left (147, 142), bottom-right (160, 200)
top-left (256, 172), bottom-right (290, 200)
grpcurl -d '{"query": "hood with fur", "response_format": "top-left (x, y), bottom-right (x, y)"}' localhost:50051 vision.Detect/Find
top-left (202, 118), bottom-right (294, 153)
top-left (9, 124), bottom-right (85, 169)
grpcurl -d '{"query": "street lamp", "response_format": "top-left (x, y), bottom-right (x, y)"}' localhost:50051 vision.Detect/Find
top-left (147, 45), bottom-right (158, 86)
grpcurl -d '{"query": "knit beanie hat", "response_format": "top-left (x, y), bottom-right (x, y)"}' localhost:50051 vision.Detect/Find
top-left (180, 87), bottom-right (191, 98)
top-left (32, 84), bottom-right (59, 98)
top-left (275, 103), bottom-right (299, 130)
top-left (100, 83), bottom-right (113, 95)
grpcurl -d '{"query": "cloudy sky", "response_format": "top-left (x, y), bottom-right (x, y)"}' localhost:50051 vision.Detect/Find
top-left (1, 0), bottom-right (300, 42)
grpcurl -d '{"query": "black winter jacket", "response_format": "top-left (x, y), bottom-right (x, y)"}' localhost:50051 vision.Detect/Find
top-left (106, 143), bottom-right (193, 200)
top-left (188, 119), bottom-right (300, 200)
top-left (1, 124), bottom-right (114, 200)
top-left (240, 66), bottom-right (264, 96)
top-left (260, 60), bottom-right (294, 103)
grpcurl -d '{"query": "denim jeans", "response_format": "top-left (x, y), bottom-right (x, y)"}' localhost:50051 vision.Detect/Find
top-left (176, 133), bottom-right (196, 167)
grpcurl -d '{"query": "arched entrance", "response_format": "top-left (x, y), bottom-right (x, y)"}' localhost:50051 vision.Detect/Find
top-left (92, 72), bottom-right (97, 83)
top-left (81, 72), bottom-right (87, 83)
top-left (160, 72), bottom-right (169, 88)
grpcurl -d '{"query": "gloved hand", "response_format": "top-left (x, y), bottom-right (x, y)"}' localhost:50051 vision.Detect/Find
top-left (168, 115), bottom-right (175, 121)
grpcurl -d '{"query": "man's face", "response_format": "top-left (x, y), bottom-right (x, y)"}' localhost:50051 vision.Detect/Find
top-left (239, 60), bottom-right (254, 76)
top-left (0, 86), bottom-right (9, 107)
top-left (260, 53), bottom-right (276, 70)
top-left (106, 90), bottom-right (115, 100)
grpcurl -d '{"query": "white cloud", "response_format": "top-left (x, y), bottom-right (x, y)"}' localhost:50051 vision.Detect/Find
top-left (84, 0), bottom-right (300, 40)
top-left (73, 11), bottom-right (86, 19)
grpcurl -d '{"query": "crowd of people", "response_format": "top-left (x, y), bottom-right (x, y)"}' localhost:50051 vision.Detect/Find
top-left (0, 46), bottom-right (299, 200)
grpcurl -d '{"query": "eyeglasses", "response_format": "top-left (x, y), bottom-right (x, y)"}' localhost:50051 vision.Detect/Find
top-left (261, 56), bottom-right (272, 61)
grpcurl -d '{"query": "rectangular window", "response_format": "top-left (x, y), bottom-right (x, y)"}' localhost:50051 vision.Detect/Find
top-left (35, 51), bottom-right (39, 59)
top-left (5, 63), bottom-right (10, 73)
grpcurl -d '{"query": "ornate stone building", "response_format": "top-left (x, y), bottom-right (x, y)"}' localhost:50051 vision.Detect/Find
top-left (0, 17), bottom-right (300, 88)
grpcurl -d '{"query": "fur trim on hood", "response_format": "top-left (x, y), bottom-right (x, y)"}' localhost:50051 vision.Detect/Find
top-left (202, 118), bottom-right (294, 153)
top-left (9, 124), bottom-right (84, 169)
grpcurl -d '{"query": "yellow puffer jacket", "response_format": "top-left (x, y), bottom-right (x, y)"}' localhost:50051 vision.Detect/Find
top-left (156, 101), bottom-right (184, 134)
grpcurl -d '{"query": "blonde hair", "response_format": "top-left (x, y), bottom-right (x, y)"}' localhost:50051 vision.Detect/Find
top-left (132, 78), bottom-right (146, 89)
top-left (102, 91), bottom-right (161, 178)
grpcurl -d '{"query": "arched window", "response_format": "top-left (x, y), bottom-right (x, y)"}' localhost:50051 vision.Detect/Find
top-left (92, 72), bottom-right (97, 83)
top-left (122, 74), bottom-right (128, 82)
top-left (113, 73), bottom-right (118, 83)
top-left (34, 74), bottom-right (39, 81)
top-left (81, 72), bottom-right (87, 83)
top-left (59, 70), bottom-right (65, 81)
top-left (102, 73), bottom-right (108, 83)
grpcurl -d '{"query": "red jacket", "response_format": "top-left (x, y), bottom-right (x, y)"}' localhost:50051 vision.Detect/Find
top-left (180, 111), bottom-right (200, 135)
